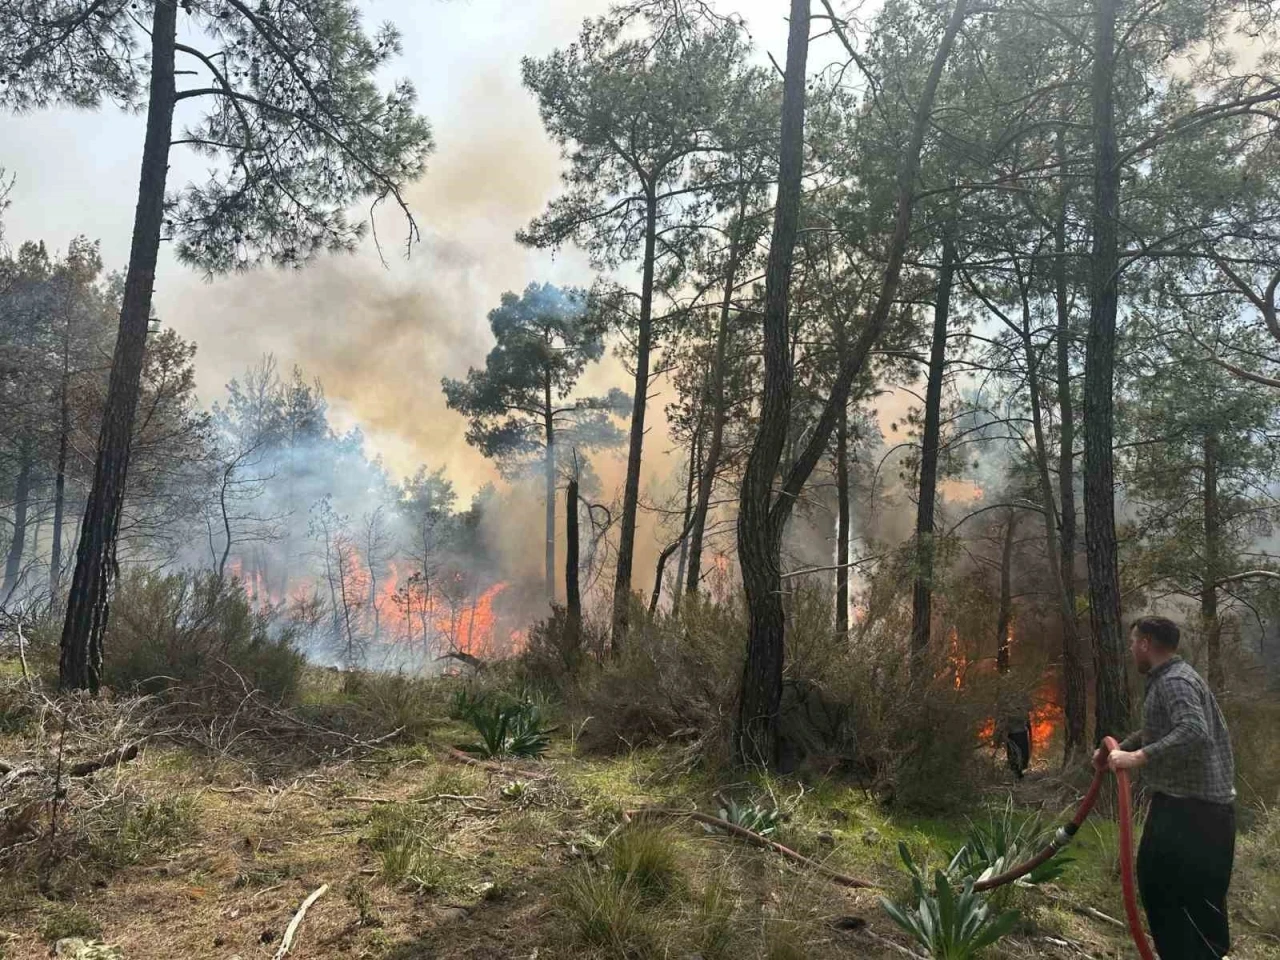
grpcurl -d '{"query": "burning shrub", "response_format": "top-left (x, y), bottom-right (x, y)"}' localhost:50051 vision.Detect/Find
top-left (102, 568), bottom-right (305, 704)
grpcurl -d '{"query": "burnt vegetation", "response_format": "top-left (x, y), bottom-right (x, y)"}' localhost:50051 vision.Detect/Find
top-left (2, 0), bottom-right (1280, 957)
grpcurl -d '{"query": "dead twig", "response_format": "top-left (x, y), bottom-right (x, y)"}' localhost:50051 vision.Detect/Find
top-left (622, 808), bottom-right (877, 889)
top-left (273, 882), bottom-right (329, 959)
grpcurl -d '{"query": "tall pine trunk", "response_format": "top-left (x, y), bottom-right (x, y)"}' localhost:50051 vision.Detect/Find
top-left (909, 234), bottom-right (956, 676)
top-left (996, 508), bottom-right (1018, 674)
top-left (1018, 272), bottom-right (1084, 761)
top-left (565, 470), bottom-right (581, 653)
top-left (673, 422), bottom-right (700, 607)
top-left (50, 310), bottom-right (74, 601)
top-left (611, 190), bottom-right (659, 651)
top-left (836, 401), bottom-right (850, 638)
top-left (735, 0), bottom-right (810, 769)
top-left (1054, 125), bottom-right (1088, 760)
top-left (735, 0), bottom-right (967, 768)
top-left (3, 444), bottom-right (33, 600)
top-left (544, 385), bottom-right (556, 605)
top-left (686, 214), bottom-right (743, 595)
top-left (1202, 428), bottom-right (1222, 689)
top-left (59, 0), bottom-right (178, 692)
top-left (1082, 0), bottom-right (1131, 739)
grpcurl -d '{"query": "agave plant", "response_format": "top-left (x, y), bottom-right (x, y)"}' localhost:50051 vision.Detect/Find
top-left (881, 843), bottom-right (1020, 959)
top-left (711, 796), bottom-right (783, 837)
top-left (947, 797), bottom-right (1072, 886)
top-left (458, 699), bottom-right (555, 759)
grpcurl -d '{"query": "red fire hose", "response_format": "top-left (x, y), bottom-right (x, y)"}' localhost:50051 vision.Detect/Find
top-left (975, 735), bottom-right (1155, 960)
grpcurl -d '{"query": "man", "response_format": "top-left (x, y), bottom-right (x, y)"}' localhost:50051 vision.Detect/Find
top-left (1000, 686), bottom-right (1033, 779)
top-left (1093, 616), bottom-right (1236, 960)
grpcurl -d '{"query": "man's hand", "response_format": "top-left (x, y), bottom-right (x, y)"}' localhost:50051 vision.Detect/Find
top-left (1092, 746), bottom-right (1109, 771)
top-left (1108, 749), bottom-right (1147, 772)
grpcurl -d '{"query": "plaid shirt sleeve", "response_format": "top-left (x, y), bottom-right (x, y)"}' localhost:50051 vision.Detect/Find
top-left (1142, 676), bottom-right (1209, 762)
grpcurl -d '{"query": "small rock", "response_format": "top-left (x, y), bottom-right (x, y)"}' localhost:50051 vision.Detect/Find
top-left (53, 939), bottom-right (124, 960)
top-left (429, 906), bottom-right (469, 925)
top-left (817, 831), bottom-right (835, 847)
top-left (829, 809), bottom-right (851, 824)
top-left (861, 828), bottom-right (881, 845)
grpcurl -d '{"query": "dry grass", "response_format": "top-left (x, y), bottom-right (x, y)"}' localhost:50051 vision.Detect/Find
top-left (2, 667), bottom-right (1279, 960)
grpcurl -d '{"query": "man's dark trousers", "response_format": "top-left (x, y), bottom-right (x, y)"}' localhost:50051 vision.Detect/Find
top-left (1137, 792), bottom-right (1236, 959)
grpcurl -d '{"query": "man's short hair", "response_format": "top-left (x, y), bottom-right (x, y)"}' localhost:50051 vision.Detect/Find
top-left (1131, 616), bottom-right (1180, 651)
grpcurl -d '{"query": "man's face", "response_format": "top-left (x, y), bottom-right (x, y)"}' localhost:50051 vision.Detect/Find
top-left (1130, 628), bottom-right (1154, 674)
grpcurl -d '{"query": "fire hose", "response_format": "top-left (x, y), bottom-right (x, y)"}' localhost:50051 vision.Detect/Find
top-left (974, 735), bottom-right (1156, 960)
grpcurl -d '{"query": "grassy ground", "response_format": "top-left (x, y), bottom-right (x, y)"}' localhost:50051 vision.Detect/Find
top-left (1, 675), bottom-right (1277, 959)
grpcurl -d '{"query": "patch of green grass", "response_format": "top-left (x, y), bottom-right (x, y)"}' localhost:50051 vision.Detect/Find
top-left (411, 763), bottom-right (485, 800)
top-left (608, 825), bottom-right (684, 901)
top-left (688, 878), bottom-right (737, 959)
top-left (86, 793), bottom-right (199, 868)
top-left (365, 804), bottom-right (456, 894)
top-left (38, 901), bottom-right (102, 943)
top-left (562, 866), bottom-right (660, 958)
top-left (232, 866), bottom-right (293, 889)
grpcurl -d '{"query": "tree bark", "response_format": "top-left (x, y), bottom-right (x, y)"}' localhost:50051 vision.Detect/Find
top-left (735, 0), bottom-right (968, 768)
top-left (673, 416), bottom-right (701, 606)
top-left (687, 207), bottom-right (745, 596)
top-left (59, 0), bottom-right (178, 692)
top-left (1082, 0), bottom-right (1132, 739)
top-left (836, 400), bottom-right (850, 638)
top-left (996, 508), bottom-right (1018, 674)
top-left (544, 385), bottom-right (556, 605)
top-left (2, 445), bottom-right (33, 601)
top-left (735, 0), bottom-right (810, 769)
top-left (50, 307), bottom-right (74, 602)
top-left (1202, 428), bottom-right (1222, 689)
top-left (565, 469), bottom-right (581, 652)
top-left (611, 190), bottom-right (659, 651)
top-left (1053, 123), bottom-right (1088, 761)
top-left (909, 234), bottom-right (956, 676)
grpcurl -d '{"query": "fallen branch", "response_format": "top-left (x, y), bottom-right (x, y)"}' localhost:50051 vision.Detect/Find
top-left (1, 739), bottom-right (143, 788)
top-left (623, 808), bottom-right (876, 889)
top-left (274, 883), bottom-right (328, 960)
top-left (1032, 887), bottom-right (1124, 928)
top-left (336, 793), bottom-right (498, 813)
top-left (68, 740), bottom-right (142, 777)
top-left (439, 746), bottom-right (548, 779)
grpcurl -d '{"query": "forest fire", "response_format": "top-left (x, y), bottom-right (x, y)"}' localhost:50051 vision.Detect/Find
top-left (229, 555), bottom-right (523, 665)
top-left (944, 625), bottom-right (1064, 760)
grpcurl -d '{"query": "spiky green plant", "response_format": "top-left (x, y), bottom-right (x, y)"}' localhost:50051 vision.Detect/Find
top-left (713, 796), bottom-right (783, 837)
top-left (880, 843), bottom-right (1020, 959)
top-left (947, 797), bottom-right (1072, 886)
top-left (457, 699), bottom-right (555, 759)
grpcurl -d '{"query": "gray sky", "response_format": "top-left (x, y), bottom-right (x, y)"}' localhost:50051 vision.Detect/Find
top-left (1, 0), bottom-right (796, 495)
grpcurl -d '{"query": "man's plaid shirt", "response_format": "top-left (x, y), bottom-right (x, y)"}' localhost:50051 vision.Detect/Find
top-left (1120, 656), bottom-right (1235, 804)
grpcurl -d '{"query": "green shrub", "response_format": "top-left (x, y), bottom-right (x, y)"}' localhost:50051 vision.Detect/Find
top-left (102, 569), bottom-right (304, 703)
top-left (320, 669), bottom-right (438, 741)
top-left (577, 594), bottom-right (743, 760)
top-left (38, 901), bottom-right (102, 943)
